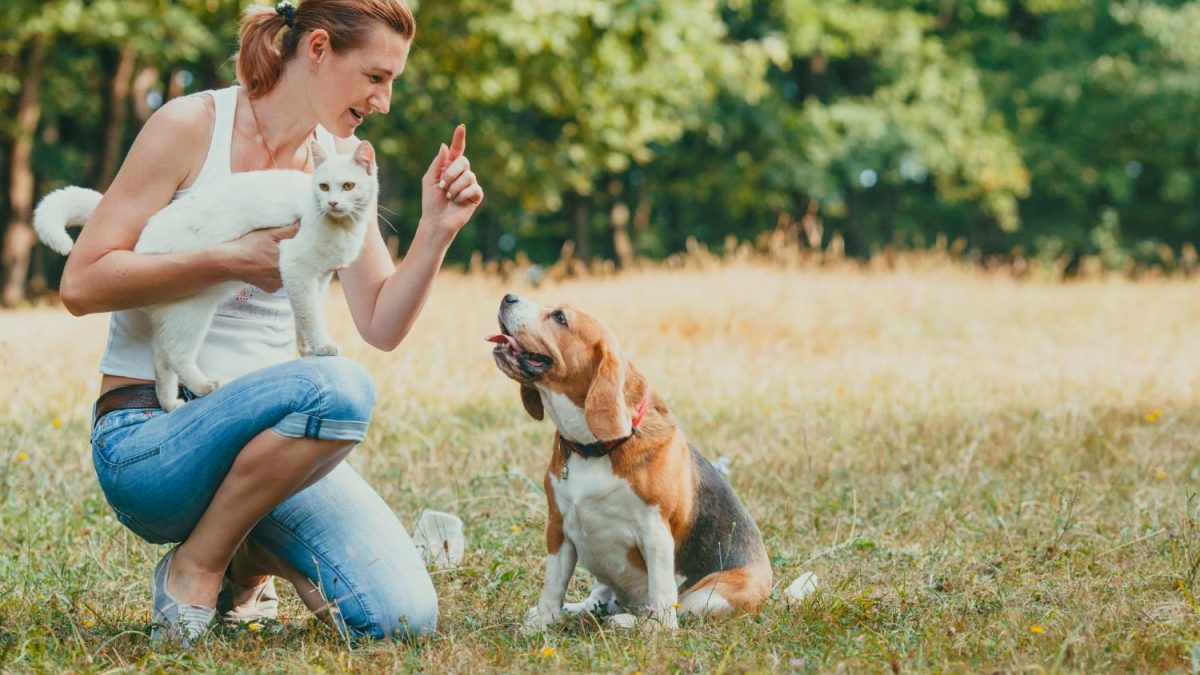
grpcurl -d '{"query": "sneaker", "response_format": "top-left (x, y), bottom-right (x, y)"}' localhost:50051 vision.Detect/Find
top-left (217, 573), bottom-right (279, 624)
top-left (150, 545), bottom-right (216, 647)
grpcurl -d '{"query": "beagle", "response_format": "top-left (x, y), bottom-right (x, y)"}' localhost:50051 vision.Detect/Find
top-left (489, 293), bottom-right (772, 631)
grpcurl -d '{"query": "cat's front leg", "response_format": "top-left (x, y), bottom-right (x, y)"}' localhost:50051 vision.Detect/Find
top-left (294, 323), bottom-right (308, 356)
top-left (150, 294), bottom-right (226, 408)
top-left (284, 266), bottom-right (339, 357)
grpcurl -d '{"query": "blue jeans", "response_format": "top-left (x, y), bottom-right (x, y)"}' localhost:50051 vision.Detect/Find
top-left (90, 357), bottom-right (438, 641)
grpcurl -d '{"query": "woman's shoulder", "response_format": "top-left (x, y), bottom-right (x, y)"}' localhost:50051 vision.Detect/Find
top-left (143, 93), bottom-right (214, 144)
top-left (137, 92), bottom-right (219, 187)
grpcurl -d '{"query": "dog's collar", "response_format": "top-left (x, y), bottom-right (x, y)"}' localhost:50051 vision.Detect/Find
top-left (558, 391), bottom-right (651, 459)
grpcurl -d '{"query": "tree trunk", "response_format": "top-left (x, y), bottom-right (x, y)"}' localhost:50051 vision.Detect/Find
top-left (572, 193), bottom-right (591, 261)
top-left (608, 176), bottom-right (634, 268)
top-left (1, 36), bottom-right (48, 308)
top-left (132, 65), bottom-right (161, 123)
top-left (167, 68), bottom-right (186, 100)
top-left (479, 212), bottom-right (499, 261)
top-left (97, 44), bottom-right (137, 190)
top-left (633, 181), bottom-right (652, 234)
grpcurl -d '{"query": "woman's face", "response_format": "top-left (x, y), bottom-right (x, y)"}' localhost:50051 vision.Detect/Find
top-left (310, 24), bottom-right (411, 138)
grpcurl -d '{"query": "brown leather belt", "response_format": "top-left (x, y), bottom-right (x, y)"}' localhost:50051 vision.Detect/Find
top-left (93, 384), bottom-right (171, 427)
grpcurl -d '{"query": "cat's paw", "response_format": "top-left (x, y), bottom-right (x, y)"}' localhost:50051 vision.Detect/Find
top-left (161, 397), bottom-right (187, 413)
top-left (305, 342), bottom-right (340, 357)
top-left (189, 379), bottom-right (223, 396)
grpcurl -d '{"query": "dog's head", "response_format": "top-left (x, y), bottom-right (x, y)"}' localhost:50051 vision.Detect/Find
top-left (489, 293), bottom-right (634, 442)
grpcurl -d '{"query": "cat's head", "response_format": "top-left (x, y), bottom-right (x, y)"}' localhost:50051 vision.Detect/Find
top-left (311, 140), bottom-right (377, 221)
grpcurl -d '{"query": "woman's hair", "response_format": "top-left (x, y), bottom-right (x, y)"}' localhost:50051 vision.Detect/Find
top-left (236, 0), bottom-right (415, 98)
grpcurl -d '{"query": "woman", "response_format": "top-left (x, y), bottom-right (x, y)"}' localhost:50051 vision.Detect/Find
top-left (59, 0), bottom-right (481, 644)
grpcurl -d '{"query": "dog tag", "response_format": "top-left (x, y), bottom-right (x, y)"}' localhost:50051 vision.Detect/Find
top-left (559, 446), bottom-right (570, 480)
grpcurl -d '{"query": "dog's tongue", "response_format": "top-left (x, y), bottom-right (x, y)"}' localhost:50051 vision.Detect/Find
top-left (486, 334), bottom-right (522, 352)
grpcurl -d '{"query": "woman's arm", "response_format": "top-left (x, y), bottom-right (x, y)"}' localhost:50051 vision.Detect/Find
top-left (59, 96), bottom-right (293, 316)
top-left (339, 127), bottom-right (482, 351)
top-left (339, 215), bottom-right (455, 352)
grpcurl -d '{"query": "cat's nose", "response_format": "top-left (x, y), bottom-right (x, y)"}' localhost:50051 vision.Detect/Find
top-left (329, 200), bottom-right (339, 208)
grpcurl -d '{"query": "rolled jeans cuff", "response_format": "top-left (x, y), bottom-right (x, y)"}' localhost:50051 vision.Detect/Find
top-left (273, 412), bottom-right (370, 442)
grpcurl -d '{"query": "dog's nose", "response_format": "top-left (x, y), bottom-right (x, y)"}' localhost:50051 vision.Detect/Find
top-left (503, 293), bottom-right (519, 305)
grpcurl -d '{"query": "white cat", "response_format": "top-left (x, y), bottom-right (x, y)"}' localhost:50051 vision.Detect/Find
top-left (34, 141), bottom-right (378, 412)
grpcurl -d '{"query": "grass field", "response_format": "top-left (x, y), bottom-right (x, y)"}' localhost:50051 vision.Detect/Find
top-left (2, 261), bottom-right (1200, 672)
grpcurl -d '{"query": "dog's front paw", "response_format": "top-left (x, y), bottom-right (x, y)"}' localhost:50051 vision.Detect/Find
top-left (522, 605), bottom-right (560, 634)
top-left (640, 606), bottom-right (679, 634)
top-left (562, 598), bottom-right (596, 616)
top-left (606, 613), bottom-right (638, 629)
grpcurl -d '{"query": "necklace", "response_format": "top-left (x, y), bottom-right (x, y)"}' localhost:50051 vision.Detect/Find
top-left (247, 95), bottom-right (312, 171)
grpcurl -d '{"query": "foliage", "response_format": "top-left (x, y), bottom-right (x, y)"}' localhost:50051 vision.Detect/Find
top-left (3, 0), bottom-right (1200, 283)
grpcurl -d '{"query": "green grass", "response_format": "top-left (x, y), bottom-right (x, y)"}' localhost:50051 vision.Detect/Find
top-left (2, 263), bottom-right (1200, 671)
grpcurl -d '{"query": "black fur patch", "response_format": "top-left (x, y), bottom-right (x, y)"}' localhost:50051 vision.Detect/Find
top-left (675, 443), bottom-right (766, 591)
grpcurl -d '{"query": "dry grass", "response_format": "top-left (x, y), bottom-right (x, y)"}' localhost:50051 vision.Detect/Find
top-left (2, 261), bottom-right (1200, 672)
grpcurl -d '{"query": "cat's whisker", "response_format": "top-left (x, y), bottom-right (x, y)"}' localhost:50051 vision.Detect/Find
top-left (376, 211), bottom-right (399, 234)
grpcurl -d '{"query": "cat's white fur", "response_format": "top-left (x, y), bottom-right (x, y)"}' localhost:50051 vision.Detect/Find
top-left (33, 141), bottom-right (378, 411)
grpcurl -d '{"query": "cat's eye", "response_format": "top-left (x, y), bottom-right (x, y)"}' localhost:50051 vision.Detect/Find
top-left (319, 183), bottom-right (329, 192)
top-left (342, 182), bottom-right (355, 191)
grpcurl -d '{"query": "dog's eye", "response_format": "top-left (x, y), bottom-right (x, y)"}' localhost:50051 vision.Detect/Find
top-left (550, 310), bottom-right (568, 327)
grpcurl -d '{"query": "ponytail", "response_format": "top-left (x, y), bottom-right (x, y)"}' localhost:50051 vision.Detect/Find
top-left (235, 6), bottom-right (295, 98)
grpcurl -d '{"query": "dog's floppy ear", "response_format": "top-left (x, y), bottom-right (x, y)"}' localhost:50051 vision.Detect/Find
top-left (585, 342), bottom-right (629, 441)
top-left (521, 384), bottom-right (544, 420)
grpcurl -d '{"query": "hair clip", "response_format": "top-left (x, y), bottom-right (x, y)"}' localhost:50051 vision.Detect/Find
top-left (275, 1), bottom-right (297, 28)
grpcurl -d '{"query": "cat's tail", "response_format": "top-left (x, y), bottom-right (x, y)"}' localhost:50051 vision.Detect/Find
top-left (33, 186), bottom-right (102, 255)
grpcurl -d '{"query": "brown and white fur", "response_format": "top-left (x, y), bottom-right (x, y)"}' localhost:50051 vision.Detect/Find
top-left (489, 293), bottom-right (772, 631)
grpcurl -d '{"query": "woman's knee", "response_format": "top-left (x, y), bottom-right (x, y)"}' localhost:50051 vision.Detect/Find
top-left (271, 357), bottom-right (376, 440)
top-left (295, 356), bottom-right (376, 417)
top-left (345, 581), bottom-right (439, 641)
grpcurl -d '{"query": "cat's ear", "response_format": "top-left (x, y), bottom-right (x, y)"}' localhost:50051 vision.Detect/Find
top-left (311, 140), bottom-right (328, 168)
top-left (353, 141), bottom-right (375, 176)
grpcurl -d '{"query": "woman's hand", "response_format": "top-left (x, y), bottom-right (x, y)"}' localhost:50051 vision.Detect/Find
top-left (420, 124), bottom-right (484, 246)
top-left (219, 221), bottom-right (300, 292)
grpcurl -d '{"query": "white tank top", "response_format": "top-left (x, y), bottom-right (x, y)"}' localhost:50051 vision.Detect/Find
top-left (99, 85), bottom-right (337, 382)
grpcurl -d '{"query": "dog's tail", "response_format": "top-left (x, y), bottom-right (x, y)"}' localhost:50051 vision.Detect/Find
top-left (33, 186), bottom-right (102, 255)
top-left (783, 572), bottom-right (819, 606)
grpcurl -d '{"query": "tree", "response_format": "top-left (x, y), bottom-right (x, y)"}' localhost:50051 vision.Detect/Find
top-left (368, 0), bottom-right (768, 261)
top-left (0, 0), bottom-right (216, 305)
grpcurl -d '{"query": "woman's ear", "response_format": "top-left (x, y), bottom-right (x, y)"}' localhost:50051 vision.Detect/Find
top-left (521, 384), bottom-right (543, 421)
top-left (305, 28), bottom-right (331, 69)
top-left (585, 343), bottom-right (629, 441)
